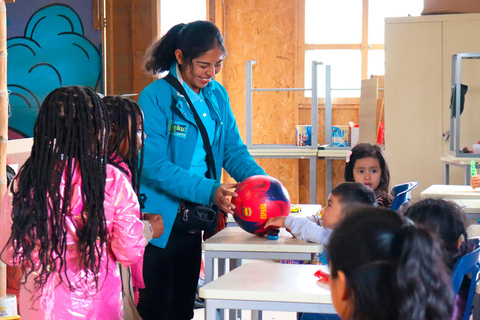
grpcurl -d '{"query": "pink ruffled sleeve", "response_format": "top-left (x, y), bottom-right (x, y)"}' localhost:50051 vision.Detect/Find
top-left (106, 165), bottom-right (146, 267)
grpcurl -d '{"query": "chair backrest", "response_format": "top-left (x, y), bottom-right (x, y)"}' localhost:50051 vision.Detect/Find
top-left (390, 181), bottom-right (419, 212)
top-left (451, 247), bottom-right (480, 320)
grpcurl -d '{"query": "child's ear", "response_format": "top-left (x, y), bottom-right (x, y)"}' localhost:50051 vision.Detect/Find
top-left (337, 270), bottom-right (348, 301)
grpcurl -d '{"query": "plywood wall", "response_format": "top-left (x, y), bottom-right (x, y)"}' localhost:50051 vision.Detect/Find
top-left (221, 0), bottom-right (300, 201)
top-left (106, 0), bottom-right (157, 96)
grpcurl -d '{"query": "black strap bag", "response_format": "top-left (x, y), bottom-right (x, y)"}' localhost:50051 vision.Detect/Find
top-left (164, 73), bottom-right (217, 234)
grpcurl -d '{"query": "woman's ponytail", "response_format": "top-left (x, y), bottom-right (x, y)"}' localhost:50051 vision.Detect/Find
top-left (145, 23), bottom-right (185, 74)
top-left (395, 224), bottom-right (454, 320)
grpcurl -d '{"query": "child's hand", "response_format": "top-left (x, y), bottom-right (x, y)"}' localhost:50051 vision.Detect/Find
top-left (264, 216), bottom-right (287, 229)
top-left (146, 214), bottom-right (164, 238)
top-left (472, 176), bottom-right (480, 189)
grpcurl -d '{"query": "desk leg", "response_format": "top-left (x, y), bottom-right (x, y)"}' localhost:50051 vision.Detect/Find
top-left (229, 259), bottom-right (242, 320)
top-left (326, 159), bottom-right (332, 197)
top-left (310, 156), bottom-right (317, 204)
top-left (251, 310), bottom-right (262, 320)
top-left (444, 163), bottom-right (450, 185)
top-left (205, 252), bottom-right (214, 284)
top-left (465, 166), bottom-right (471, 186)
top-left (205, 300), bottom-right (222, 320)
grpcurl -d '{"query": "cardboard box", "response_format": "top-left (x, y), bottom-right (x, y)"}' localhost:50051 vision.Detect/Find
top-left (422, 0), bottom-right (480, 15)
top-left (295, 125), bottom-right (312, 146)
top-left (332, 125), bottom-right (350, 147)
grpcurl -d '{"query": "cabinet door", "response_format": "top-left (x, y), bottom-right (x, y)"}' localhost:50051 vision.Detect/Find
top-left (385, 21), bottom-right (442, 198)
top-left (443, 20), bottom-right (480, 185)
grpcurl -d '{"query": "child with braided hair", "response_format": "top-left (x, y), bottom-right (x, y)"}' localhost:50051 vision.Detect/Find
top-left (0, 86), bottom-right (146, 319)
top-left (103, 95), bottom-right (164, 317)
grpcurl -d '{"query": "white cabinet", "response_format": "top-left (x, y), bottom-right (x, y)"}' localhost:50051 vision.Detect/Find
top-left (385, 14), bottom-right (480, 197)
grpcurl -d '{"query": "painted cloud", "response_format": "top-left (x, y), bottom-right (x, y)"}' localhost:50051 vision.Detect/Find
top-left (8, 4), bottom-right (101, 136)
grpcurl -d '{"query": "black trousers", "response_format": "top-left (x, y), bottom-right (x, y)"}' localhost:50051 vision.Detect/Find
top-left (137, 229), bottom-right (202, 320)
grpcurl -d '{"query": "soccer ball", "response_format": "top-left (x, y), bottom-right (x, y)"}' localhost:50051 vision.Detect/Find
top-left (231, 175), bottom-right (290, 235)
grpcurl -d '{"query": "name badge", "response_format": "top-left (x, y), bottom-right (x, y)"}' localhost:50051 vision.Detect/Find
top-left (169, 121), bottom-right (188, 139)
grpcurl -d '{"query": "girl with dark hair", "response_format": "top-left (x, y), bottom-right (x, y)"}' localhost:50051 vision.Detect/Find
top-left (103, 95), bottom-right (164, 316)
top-left (0, 86), bottom-right (147, 319)
top-left (344, 143), bottom-right (393, 208)
top-left (328, 207), bottom-right (454, 320)
top-left (137, 21), bottom-right (266, 319)
top-left (405, 198), bottom-right (477, 320)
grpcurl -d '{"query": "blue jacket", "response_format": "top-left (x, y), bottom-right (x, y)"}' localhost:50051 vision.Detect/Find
top-left (138, 65), bottom-right (266, 248)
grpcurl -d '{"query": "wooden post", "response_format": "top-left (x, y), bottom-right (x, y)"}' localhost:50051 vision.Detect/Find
top-left (0, 0), bottom-right (8, 298)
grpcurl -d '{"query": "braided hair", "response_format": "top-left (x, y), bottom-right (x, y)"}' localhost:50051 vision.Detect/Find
top-left (103, 96), bottom-right (144, 201)
top-left (6, 86), bottom-right (110, 295)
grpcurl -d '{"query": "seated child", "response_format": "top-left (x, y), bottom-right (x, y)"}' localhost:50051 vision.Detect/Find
top-left (328, 207), bottom-right (453, 320)
top-left (264, 182), bottom-right (376, 244)
top-left (405, 198), bottom-right (477, 320)
top-left (344, 143), bottom-right (394, 208)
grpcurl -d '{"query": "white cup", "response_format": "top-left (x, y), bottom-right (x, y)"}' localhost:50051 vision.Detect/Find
top-left (473, 144), bottom-right (480, 154)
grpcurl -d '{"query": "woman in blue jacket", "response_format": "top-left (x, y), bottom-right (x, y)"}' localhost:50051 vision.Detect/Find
top-left (136, 20), bottom-right (266, 320)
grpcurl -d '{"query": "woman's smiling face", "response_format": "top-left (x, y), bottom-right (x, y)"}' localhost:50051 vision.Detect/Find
top-left (176, 46), bottom-right (224, 94)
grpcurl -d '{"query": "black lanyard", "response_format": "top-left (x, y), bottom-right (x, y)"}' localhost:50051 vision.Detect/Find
top-left (164, 73), bottom-right (217, 181)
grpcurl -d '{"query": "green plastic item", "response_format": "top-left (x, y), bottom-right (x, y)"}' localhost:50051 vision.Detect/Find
top-left (471, 161), bottom-right (477, 177)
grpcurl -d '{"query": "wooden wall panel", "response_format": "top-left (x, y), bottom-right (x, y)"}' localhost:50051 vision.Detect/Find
top-left (221, 0), bottom-right (299, 202)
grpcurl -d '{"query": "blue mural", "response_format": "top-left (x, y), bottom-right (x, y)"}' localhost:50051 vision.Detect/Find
top-left (7, 3), bottom-right (101, 137)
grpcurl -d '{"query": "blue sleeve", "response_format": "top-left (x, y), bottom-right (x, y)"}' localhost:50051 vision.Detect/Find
top-left (220, 89), bottom-right (266, 181)
top-left (139, 84), bottom-right (216, 205)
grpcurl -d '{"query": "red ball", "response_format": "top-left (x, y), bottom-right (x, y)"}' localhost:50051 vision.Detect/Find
top-left (231, 175), bottom-right (291, 235)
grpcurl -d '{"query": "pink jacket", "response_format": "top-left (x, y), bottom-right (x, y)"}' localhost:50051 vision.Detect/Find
top-left (0, 164), bottom-right (146, 320)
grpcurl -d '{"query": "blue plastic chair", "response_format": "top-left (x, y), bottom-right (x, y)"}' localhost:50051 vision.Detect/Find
top-left (451, 247), bottom-right (480, 320)
top-left (390, 181), bottom-right (419, 213)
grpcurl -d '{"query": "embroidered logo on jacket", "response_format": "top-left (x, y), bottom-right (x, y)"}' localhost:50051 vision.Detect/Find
top-left (169, 122), bottom-right (188, 138)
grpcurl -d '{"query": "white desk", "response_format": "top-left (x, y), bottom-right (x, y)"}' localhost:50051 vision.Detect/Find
top-left (441, 156), bottom-right (480, 185)
top-left (203, 227), bottom-right (324, 284)
top-left (420, 184), bottom-right (480, 219)
top-left (199, 263), bottom-right (336, 320)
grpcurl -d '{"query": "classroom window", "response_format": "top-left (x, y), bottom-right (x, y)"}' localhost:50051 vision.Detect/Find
top-left (160, 0), bottom-right (207, 35)
top-left (303, 0), bottom-right (423, 98)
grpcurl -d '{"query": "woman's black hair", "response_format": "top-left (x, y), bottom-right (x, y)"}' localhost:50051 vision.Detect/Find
top-left (405, 198), bottom-right (467, 270)
top-left (328, 207), bottom-right (453, 320)
top-left (344, 143), bottom-right (390, 198)
top-left (103, 96), bottom-right (144, 200)
top-left (145, 20), bottom-right (227, 74)
top-left (331, 182), bottom-right (377, 207)
top-left (4, 86), bottom-right (110, 296)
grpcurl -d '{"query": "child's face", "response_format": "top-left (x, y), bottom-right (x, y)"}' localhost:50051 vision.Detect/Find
top-left (320, 194), bottom-right (343, 229)
top-left (118, 113), bottom-right (144, 158)
top-left (329, 268), bottom-right (353, 320)
top-left (176, 47), bottom-right (224, 94)
top-left (352, 157), bottom-right (382, 192)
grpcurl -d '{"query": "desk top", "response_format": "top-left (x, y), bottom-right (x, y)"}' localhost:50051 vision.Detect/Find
top-left (441, 156), bottom-right (480, 165)
top-left (203, 226), bottom-right (323, 253)
top-left (420, 185), bottom-right (480, 200)
top-left (199, 263), bottom-right (332, 304)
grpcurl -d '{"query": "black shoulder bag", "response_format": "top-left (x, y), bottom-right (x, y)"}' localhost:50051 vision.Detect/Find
top-left (164, 73), bottom-right (217, 234)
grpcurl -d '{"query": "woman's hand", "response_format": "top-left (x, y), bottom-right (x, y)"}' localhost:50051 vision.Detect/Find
top-left (472, 176), bottom-right (480, 189)
top-left (215, 183), bottom-right (238, 215)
